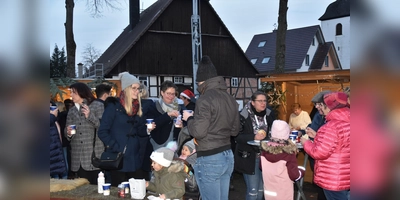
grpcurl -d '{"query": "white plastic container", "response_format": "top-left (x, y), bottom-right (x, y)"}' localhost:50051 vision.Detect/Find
top-left (97, 171), bottom-right (105, 193)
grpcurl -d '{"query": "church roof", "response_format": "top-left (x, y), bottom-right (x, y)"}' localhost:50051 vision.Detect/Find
top-left (319, 0), bottom-right (350, 21)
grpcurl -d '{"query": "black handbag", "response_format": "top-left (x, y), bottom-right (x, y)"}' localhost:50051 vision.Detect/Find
top-left (91, 129), bottom-right (127, 170)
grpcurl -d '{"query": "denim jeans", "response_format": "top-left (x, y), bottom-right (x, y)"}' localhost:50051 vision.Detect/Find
top-left (243, 156), bottom-right (264, 200)
top-left (323, 189), bottom-right (350, 200)
top-left (193, 150), bottom-right (234, 200)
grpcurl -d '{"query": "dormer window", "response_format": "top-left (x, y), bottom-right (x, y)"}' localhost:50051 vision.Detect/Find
top-left (250, 58), bottom-right (257, 64)
top-left (261, 57), bottom-right (270, 64)
top-left (305, 55), bottom-right (310, 66)
top-left (258, 41), bottom-right (266, 47)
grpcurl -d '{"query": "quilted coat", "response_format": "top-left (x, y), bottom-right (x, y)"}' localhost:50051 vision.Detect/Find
top-left (65, 100), bottom-right (105, 172)
top-left (50, 114), bottom-right (66, 176)
top-left (303, 107), bottom-right (350, 191)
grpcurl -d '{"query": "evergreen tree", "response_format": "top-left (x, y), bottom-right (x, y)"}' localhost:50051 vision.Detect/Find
top-left (50, 44), bottom-right (67, 78)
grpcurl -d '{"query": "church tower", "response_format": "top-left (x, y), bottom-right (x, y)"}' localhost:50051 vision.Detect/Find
top-left (319, 0), bottom-right (350, 69)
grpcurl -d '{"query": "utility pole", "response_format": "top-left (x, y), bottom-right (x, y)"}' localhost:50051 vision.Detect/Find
top-left (191, 0), bottom-right (202, 97)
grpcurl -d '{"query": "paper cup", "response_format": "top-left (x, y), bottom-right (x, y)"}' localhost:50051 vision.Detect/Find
top-left (122, 181), bottom-right (130, 194)
top-left (289, 134), bottom-right (297, 143)
top-left (146, 119), bottom-right (153, 129)
top-left (184, 110), bottom-right (193, 114)
top-left (291, 130), bottom-right (299, 136)
top-left (50, 106), bottom-right (57, 111)
top-left (102, 183), bottom-right (111, 196)
top-left (69, 125), bottom-right (76, 135)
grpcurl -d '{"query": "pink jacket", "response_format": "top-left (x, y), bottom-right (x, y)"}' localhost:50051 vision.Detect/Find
top-left (304, 107), bottom-right (350, 191)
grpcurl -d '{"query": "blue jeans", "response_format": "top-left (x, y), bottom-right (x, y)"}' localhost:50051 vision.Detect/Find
top-left (324, 189), bottom-right (350, 200)
top-left (243, 156), bottom-right (263, 200)
top-left (193, 150), bottom-right (234, 200)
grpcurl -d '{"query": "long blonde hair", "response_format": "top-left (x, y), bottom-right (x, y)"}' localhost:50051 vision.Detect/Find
top-left (122, 86), bottom-right (143, 117)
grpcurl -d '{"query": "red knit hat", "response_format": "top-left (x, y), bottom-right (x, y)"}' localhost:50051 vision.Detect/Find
top-left (180, 89), bottom-right (195, 99)
top-left (323, 92), bottom-right (348, 110)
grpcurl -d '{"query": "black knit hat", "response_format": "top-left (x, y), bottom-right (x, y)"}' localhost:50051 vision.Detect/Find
top-left (196, 55), bottom-right (218, 82)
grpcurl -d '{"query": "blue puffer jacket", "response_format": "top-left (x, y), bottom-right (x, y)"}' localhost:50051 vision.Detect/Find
top-left (50, 114), bottom-right (66, 176)
top-left (98, 97), bottom-right (157, 172)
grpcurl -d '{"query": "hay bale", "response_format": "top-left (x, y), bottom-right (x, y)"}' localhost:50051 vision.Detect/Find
top-left (50, 178), bottom-right (89, 192)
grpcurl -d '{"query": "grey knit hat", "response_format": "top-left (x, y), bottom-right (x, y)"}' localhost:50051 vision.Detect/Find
top-left (150, 147), bottom-right (174, 167)
top-left (311, 90), bottom-right (331, 103)
top-left (196, 55), bottom-right (218, 82)
top-left (119, 71), bottom-right (140, 91)
top-left (184, 139), bottom-right (196, 154)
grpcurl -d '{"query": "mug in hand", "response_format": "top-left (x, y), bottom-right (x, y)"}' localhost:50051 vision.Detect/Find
top-left (50, 106), bottom-right (57, 111)
top-left (69, 125), bottom-right (77, 135)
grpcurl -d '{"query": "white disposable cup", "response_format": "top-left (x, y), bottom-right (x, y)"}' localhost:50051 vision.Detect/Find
top-left (102, 183), bottom-right (111, 196)
top-left (69, 125), bottom-right (76, 135)
top-left (50, 106), bottom-right (57, 111)
top-left (184, 110), bottom-right (193, 114)
top-left (146, 119), bottom-right (154, 129)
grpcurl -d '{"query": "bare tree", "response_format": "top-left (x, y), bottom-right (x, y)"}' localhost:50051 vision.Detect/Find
top-left (275, 0), bottom-right (288, 73)
top-left (82, 43), bottom-right (102, 68)
top-left (64, 0), bottom-right (121, 78)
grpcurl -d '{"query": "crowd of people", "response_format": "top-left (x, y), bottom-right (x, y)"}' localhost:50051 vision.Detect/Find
top-left (50, 55), bottom-right (350, 200)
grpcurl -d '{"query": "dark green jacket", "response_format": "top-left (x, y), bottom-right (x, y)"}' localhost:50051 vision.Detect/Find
top-left (147, 160), bottom-right (186, 199)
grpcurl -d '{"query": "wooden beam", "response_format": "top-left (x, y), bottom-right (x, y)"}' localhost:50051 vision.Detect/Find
top-left (259, 70), bottom-right (350, 83)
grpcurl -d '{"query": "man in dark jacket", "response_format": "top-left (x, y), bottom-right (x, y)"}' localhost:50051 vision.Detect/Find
top-left (183, 55), bottom-right (240, 200)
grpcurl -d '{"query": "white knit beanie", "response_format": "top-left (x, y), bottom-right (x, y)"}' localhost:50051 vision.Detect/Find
top-left (271, 120), bottom-right (291, 140)
top-left (119, 71), bottom-right (140, 91)
top-left (150, 147), bottom-right (174, 167)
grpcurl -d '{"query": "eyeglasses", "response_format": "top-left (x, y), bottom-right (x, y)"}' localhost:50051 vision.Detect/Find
top-left (164, 92), bottom-right (175, 96)
top-left (131, 87), bottom-right (143, 92)
top-left (253, 100), bottom-right (267, 103)
top-left (314, 102), bottom-right (323, 107)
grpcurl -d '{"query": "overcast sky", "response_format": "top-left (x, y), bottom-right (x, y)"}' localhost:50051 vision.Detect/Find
top-left (50, 0), bottom-right (334, 65)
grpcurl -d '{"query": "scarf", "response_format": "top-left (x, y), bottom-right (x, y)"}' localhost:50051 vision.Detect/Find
top-left (158, 97), bottom-right (179, 113)
top-left (245, 101), bottom-right (268, 134)
top-left (119, 91), bottom-right (139, 116)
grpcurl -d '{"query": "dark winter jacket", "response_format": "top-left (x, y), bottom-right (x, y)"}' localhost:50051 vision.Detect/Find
top-left (50, 114), bottom-right (66, 176)
top-left (234, 103), bottom-right (275, 174)
top-left (147, 160), bottom-right (186, 200)
top-left (187, 76), bottom-right (240, 157)
top-left (151, 100), bottom-right (183, 145)
top-left (98, 97), bottom-right (157, 172)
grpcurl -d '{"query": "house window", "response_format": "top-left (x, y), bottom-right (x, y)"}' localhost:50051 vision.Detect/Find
top-left (325, 56), bottom-right (329, 67)
top-left (174, 77), bottom-right (183, 84)
top-left (258, 41), bottom-right (266, 47)
top-left (250, 58), bottom-right (257, 64)
top-left (312, 38), bottom-right (315, 46)
top-left (231, 77), bottom-right (239, 87)
top-left (261, 57), bottom-right (270, 64)
top-left (305, 55), bottom-right (310, 66)
top-left (336, 23), bottom-right (343, 35)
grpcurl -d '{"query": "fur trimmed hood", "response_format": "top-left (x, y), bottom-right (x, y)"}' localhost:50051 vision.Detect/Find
top-left (261, 140), bottom-right (298, 155)
top-left (167, 160), bottom-right (185, 173)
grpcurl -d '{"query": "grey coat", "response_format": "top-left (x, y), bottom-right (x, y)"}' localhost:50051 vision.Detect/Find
top-left (65, 100), bottom-right (105, 171)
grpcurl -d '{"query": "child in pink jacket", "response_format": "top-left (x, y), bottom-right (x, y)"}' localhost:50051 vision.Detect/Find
top-left (260, 120), bottom-right (305, 200)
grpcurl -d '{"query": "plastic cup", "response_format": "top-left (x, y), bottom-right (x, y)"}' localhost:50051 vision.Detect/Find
top-left (146, 119), bottom-right (153, 129)
top-left (291, 130), bottom-right (299, 142)
top-left (102, 183), bottom-right (111, 196)
top-left (50, 106), bottom-right (57, 111)
top-left (184, 110), bottom-right (193, 114)
top-left (69, 125), bottom-right (76, 135)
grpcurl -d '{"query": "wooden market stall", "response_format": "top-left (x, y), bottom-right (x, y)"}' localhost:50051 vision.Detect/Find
top-left (259, 69), bottom-right (350, 121)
